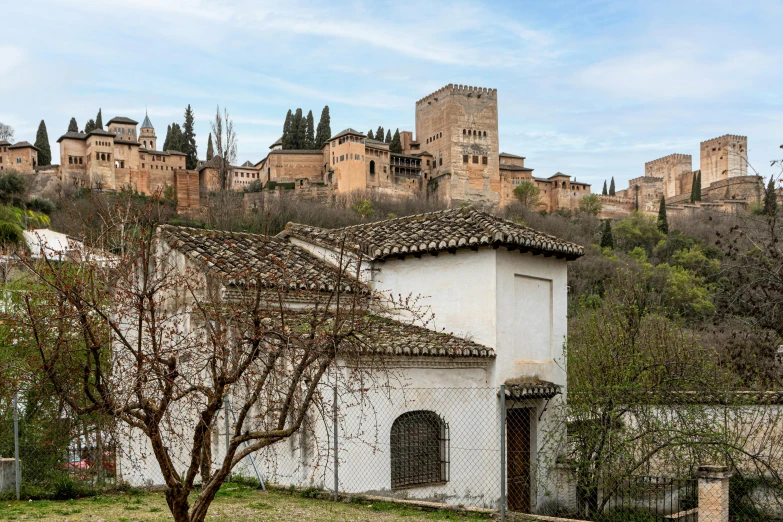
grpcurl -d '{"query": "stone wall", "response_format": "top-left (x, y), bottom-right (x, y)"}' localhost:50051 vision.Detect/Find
top-left (267, 150), bottom-right (325, 184)
top-left (700, 135), bottom-right (748, 187)
top-left (599, 195), bottom-right (636, 218)
top-left (416, 84), bottom-right (500, 206)
top-left (645, 154), bottom-right (692, 198)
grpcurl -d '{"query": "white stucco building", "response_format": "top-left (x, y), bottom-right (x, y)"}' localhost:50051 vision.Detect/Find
top-left (116, 208), bottom-right (583, 513)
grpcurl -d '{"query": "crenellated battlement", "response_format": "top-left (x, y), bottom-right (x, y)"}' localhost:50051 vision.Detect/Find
top-left (416, 83), bottom-right (498, 106)
top-left (645, 153), bottom-right (692, 166)
top-left (701, 134), bottom-right (747, 146)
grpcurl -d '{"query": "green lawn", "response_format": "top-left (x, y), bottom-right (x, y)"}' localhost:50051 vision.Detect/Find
top-left (0, 482), bottom-right (492, 521)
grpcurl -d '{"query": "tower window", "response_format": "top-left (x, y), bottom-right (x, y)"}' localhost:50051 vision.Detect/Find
top-left (483, 131), bottom-right (487, 137)
top-left (463, 129), bottom-right (466, 135)
top-left (472, 156), bottom-right (478, 163)
top-left (463, 155), bottom-right (468, 163)
top-left (482, 156), bottom-right (487, 165)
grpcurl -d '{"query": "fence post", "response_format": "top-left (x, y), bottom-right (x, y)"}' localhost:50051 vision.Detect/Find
top-left (698, 465), bottom-right (732, 522)
top-left (500, 384), bottom-right (506, 521)
top-left (333, 373), bottom-right (338, 502)
top-left (13, 390), bottom-right (20, 501)
top-left (224, 396), bottom-right (230, 481)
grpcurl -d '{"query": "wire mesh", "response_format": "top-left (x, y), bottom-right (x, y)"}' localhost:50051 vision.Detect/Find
top-left (3, 387), bottom-right (783, 522)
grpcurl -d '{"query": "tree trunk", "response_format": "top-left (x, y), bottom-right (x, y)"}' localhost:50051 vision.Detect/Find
top-left (200, 428), bottom-right (212, 485)
top-left (165, 487), bottom-right (191, 522)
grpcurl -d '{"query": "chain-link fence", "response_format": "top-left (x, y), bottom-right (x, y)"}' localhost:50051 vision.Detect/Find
top-left (4, 386), bottom-right (783, 521)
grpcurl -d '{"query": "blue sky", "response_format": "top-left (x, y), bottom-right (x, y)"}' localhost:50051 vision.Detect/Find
top-left (1, 0), bottom-right (781, 189)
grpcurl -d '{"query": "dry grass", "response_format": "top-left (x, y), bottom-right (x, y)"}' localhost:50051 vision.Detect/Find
top-left (0, 483), bottom-right (491, 521)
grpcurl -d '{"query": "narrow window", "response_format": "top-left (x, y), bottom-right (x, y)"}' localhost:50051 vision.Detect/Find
top-left (482, 156), bottom-right (487, 165)
top-left (472, 155), bottom-right (478, 164)
top-left (463, 129), bottom-right (466, 135)
top-left (463, 155), bottom-right (468, 163)
top-left (370, 160), bottom-right (375, 175)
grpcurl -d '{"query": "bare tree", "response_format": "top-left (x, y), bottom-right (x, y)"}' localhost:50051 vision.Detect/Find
top-left (0, 122), bottom-right (14, 142)
top-left (209, 105), bottom-right (237, 191)
top-left (9, 192), bottom-right (421, 522)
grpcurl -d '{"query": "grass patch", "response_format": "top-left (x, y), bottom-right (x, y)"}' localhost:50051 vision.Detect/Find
top-left (0, 488), bottom-right (491, 521)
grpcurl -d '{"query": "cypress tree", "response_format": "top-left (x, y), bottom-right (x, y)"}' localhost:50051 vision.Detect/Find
top-left (315, 106), bottom-right (331, 148)
top-left (95, 109), bottom-right (103, 130)
top-left (690, 172), bottom-right (698, 203)
top-left (292, 108), bottom-right (305, 150)
top-left (183, 104), bottom-right (198, 169)
top-left (376, 126), bottom-right (384, 144)
top-left (602, 180), bottom-right (608, 196)
top-left (367, 129), bottom-right (374, 140)
top-left (657, 195), bottom-right (668, 234)
top-left (385, 129), bottom-right (392, 144)
top-left (68, 118), bottom-right (78, 133)
top-left (282, 110), bottom-right (293, 149)
top-left (168, 124), bottom-right (185, 152)
top-left (609, 177), bottom-right (616, 196)
top-left (305, 110), bottom-right (315, 149)
top-left (390, 128), bottom-right (402, 153)
top-left (600, 220), bottom-right (614, 249)
top-left (206, 133), bottom-right (214, 161)
top-left (763, 177), bottom-right (778, 217)
top-left (34, 120), bottom-right (52, 166)
top-left (163, 124), bottom-right (172, 151)
top-left (695, 172), bottom-right (702, 201)
top-left (84, 119), bottom-right (96, 134)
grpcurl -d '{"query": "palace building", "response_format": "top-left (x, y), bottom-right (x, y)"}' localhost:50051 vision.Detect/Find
top-left (57, 113), bottom-right (199, 210)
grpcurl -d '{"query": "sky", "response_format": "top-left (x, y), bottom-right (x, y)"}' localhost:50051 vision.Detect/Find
top-left (1, 0), bottom-right (781, 190)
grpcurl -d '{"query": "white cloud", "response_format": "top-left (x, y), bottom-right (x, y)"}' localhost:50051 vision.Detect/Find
top-left (578, 46), bottom-right (769, 101)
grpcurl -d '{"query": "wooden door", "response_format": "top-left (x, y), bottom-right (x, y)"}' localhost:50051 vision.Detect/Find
top-left (507, 408), bottom-right (532, 512)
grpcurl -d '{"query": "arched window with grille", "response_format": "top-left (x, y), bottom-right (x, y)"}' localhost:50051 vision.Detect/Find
top-left (390, 410), bottom-right (449, 489)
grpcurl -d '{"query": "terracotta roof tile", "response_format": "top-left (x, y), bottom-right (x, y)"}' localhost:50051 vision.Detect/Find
top-left (284, 207), bottom-right (584, 260)
top-left (356, 315), bottom-right (495, 358)
top-left (159, 225), bottom-right (361, 293)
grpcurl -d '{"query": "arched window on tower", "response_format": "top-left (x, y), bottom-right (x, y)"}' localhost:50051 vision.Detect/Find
top-left (369, 160), bottom-right (376, 175)
top-left (390, 411), bottom-right (449, 489)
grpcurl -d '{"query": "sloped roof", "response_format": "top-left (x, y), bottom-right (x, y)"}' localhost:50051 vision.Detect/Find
top-left (269, 137), bottom-right (282, 148)
top-left (106, 116), bottom-right (138, 125)
top-left (242, 160), bottom-right (254, 167)
top-left (357, 315), bottom-right (494, 358)
top-left (269, 149), bottom-right (323, 155)
top-left (499, 152), bottom-right (525, 159)
top-left (141, 113), bottom-right (154, 129)
top-left (499, 164), bottom-right (533, 172)
top-left (8, 141), bottom-right (39, 151)
top-left (196, 155), bottom-right (228, 172)
top-left (88, 129), bottom-right (114, 138)
top-left (57, 131), bottom-right (88, 143)
top-left (159, 225), bottom-right (362, 293)
top-left (158, 225), bottom-right (495, 359)
top-left (0, 140), bottom-right (11, 146)
top-left (504, 377), bottom-right (560, 400)
top-left (284, 207), bottom-right (584, 260)
top-left (331, 128), bottom-right (365, 140)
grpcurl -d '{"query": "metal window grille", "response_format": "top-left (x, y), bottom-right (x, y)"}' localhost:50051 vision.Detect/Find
top-left (390, 410), bottom-right (449, 489)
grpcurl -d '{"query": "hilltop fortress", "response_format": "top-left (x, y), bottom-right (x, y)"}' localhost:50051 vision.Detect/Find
top-left (250, 84), bottom-right (591, 212)
top-left (602, 134), bottom-right (761, 218)
top-left (2, 82), bottom-right (762, 218)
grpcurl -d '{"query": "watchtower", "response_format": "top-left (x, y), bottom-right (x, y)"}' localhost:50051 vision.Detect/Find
top-left (139, 112), bottom-right (157, 151)
top-left (700, 135), bottom-right (747, 187)
top-left (416, 84), bottom-right (500, 204)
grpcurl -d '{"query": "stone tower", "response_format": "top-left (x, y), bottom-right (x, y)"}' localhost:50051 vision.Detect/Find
top-left (644, 153), bottom-right (693, 198)
top-left (416, 84), bottom-right (500, 205)
top-left (139, 112), bottom-right (157, 151)
top-left (700, 135), bottom-right (748, 187)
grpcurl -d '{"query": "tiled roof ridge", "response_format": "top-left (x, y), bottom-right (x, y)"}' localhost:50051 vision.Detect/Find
top-left (285, 207), bottom-right (584, 259)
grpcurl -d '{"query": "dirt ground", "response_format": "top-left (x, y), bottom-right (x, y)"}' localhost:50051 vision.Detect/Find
top-left (0, 483), bottom-right (492, 521)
